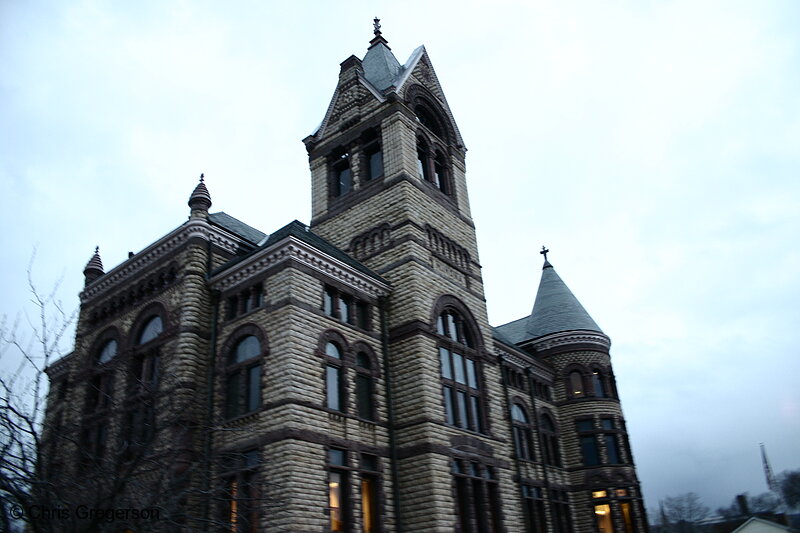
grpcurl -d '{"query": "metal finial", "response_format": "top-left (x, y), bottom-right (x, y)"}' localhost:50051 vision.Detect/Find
top-left (200, 173), bottom-right (205, 183)
top-left (373, 17), bottom-right (381, 35)
top-left (540, 246), bottom-right (549, 262)
top-left (95, 246), bottom-right (99, 254)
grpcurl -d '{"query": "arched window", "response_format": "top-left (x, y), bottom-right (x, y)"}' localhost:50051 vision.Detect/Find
top-left (540, 414), bottom-right (561, 467)
top-left (591, 370), bottom-right (606, 398)
top-left (511, 403), bottom-right (534, 461)
top-left (568, 370), bottom-right (585, 399)
top-left (138, 316), bottom-right (163, 344)
top-left (97, 339), bottom-right (118, 364)
top-left (225, 335), bottom-right (262, 419)
top-left (355, 352), bottom-right (375, 421)
top-left (436, 307), bottom-right (482, 432)
top-left (325, 342), bottom-right (344, 412)
top-left (416, 138), bottom-right (431, 182)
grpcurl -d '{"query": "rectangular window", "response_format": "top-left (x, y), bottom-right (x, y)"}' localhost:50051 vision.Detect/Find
top-left (580, 436), bottom-right (601, 466)
top-left (367, 149), bottom-right (383, 180)
top-left (247, 365), bottom-right (261, 412)
top-left (620, 502), bottom-right (635, 533)
top-left (336, 167), bottom-right (352, 196)
top-left (605, 435), bottom-right (621, 464)
top-left (361, 474), bottom-right (378, 533)
top-left (443, 386), bottom-right (455, 425)
top-left (551, 490), bottom-right (574, 533)
top-left (356, 374), bottom-right (374, 420)
top-left (338, 296), bottom-right (351, 323)
top-left (326, 366), bottom-right (342, 411)
top-left (523, 485), bottom-right (547, 533)
top-left (453, 352), bottom-right (466, 384)
top-left (466, 359), bottom-right (477, 388)
top-left (226, 374), bottom-right (240, 418)
top-left (324, 288), bottom-right (335, 317)
top-left (440, 348), bottom-right (453, 379)
top-left (328, 449), bottom-right (348, 532)
top-left (356, 302), bottom-right (370, 329)
top-left (594, 504), bottom-right (614, 533)
top-left (456, 391), bottom-right (468, 429)
top-left (452, 460), bottom-right (500, 533)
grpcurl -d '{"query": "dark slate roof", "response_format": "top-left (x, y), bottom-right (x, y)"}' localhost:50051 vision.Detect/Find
top-left (212, 220), bottom-right (387, 285)
top-left (362, 41), bottom-right (402, 91)
top-left (494, 261), bottom-right (602, 345)
top-left (208, 212), bottom-right (267, 245)
top-left (528, 261), bottom-right (602, 337)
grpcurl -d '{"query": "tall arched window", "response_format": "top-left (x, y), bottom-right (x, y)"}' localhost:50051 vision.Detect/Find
top-left (225, 335), bottom-right (262, 419)
top-left (82, 334), bottom-right (118, 463)
top-left (591, 369), bottom-right (606, 398)
top-left (540, 414), bottom-right (561, 467)
top-left (568, 370), bottom-right (585, 399)
top-left (436, 307), bottom-right (482, 433)
top-left (325, 342), bottom-right (344, 412)
top-left (511, 403), bottom-right (534, 461)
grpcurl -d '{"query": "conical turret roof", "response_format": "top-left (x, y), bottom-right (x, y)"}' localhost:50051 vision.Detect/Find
top-left (493, 255), bottom-right (603, 346)
top-left (526, 260), bottom-right (602, 338)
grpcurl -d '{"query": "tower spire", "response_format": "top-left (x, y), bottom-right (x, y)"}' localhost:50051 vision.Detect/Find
top-left (368, 16), bottom-right (390, 49)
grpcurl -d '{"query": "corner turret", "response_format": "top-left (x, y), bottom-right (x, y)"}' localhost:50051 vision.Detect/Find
top-left (188, 173), bottom-right (212, 219)
top-left (83, 246), bottom-right (104, 285)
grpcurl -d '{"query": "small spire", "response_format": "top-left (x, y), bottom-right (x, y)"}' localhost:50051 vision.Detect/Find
top-left (83, 246), bottom-right (104, 285)
top-left (188, 173), bottom-right (212, 214)
top-left (368, 16), bottom-right (390, 49)
top-left (540, 245), bottom-right (552, 269)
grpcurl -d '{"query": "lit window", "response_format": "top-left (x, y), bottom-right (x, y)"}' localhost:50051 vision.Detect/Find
top-left (594, 503), bottom-right (613, 533)
top-left (224, 450), bottom-right (260, 533)
top-left (569, 371), bottom-right (584, 398)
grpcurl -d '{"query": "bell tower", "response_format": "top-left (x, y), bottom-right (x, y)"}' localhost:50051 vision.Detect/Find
top-left (304, 22), bottom-right (508, 532)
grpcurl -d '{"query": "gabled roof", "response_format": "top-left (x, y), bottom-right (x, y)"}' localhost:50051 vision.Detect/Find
top-left (208, 212), bottom-right (267, 246)
top-left (731, 516), bottom-right (795, 533)
top-left (494, 260), bottom-right (603, 345)
top-left (212, 220), bottom-right (386, 285)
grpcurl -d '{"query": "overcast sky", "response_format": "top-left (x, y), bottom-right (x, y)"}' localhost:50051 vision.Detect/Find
top-left (1, 0), bottom-right (798, 513)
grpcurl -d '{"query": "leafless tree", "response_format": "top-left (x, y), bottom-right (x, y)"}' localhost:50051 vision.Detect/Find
top-left (0, 259), bottom-right (273, 532)
top-left (660, 492), bottom-right (710, 533)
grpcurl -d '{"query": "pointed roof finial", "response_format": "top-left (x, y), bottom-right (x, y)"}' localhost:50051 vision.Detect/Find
top-left (373, 17), bottom-right (381, 36)
top-left (189, 173), bottom-right (212, 214)
top-left (83, 246), bottom-right (105, 285)
top-left (540, 245), bottom-right (553, 269)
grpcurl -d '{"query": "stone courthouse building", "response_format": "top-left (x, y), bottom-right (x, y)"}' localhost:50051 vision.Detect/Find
top-left (43, 22), bottom-right (647, 533)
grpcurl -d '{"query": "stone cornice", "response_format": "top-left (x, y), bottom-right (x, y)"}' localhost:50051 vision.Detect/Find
top-left (80, 219), bottom-right (241, 304)
top-left (527, 330), bottom-right (611, 353)
top-left (208, 235), bottom-right (391, 299)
